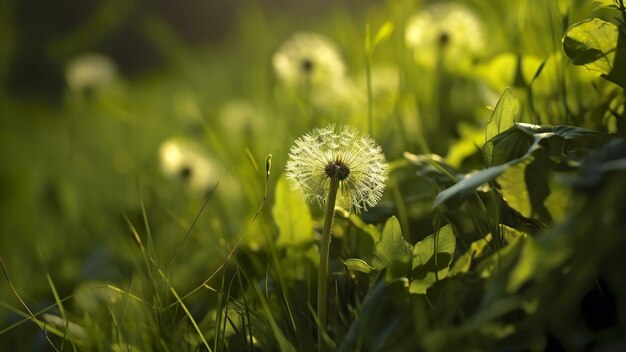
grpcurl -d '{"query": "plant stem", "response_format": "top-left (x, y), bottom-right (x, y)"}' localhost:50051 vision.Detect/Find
top-left (365, 23), bottom-right (374, 136)
top-left (318, 177), bottom-right (340, 352)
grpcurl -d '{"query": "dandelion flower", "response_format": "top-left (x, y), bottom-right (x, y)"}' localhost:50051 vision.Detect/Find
top-left (286, 125), bottom-right (388, 213)
top-left (65, 53), bottom-right (118, 95)
top-left (286, 125), bottom-right (387, 347)
top-left (272, 32), bottom-right (346, 88)
top-left (273, 32), bottom-right (361, 113)
top-left (159, 138), bottom-right (218, 196)
top-left (405, 3), bottom-right (485, 72)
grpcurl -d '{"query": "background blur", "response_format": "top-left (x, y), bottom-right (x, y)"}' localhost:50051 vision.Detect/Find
top-left (1, 0), bottom-right (624, 350)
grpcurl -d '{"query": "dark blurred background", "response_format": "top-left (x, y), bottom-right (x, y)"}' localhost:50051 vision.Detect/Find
top-left (1, 0), bottom-right (372, 103)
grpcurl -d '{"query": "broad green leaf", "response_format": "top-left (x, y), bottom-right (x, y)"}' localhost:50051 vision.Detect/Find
top-left (438, 122), bottom-right (611, 210)
top-left (410, 272), bottom-right (438, 295)
top-left (409, 225), bottom-right (456, 294)
top-left (344, 258), bottom-right (375, 273)
top-left (476, 238), bottom-right (525, 279)
top-left (411, 225), bottom-right (456, 269)
top-left (544, 175), bottom-right (572, 222)
top-left (272, 176), bottom-right (312, 247)
top-left (485, 88), bottom-right (519, 144)
top-left (433, 162), bottom-right (512, 209)
top-left (496, 155), bottom-right (534, 218)
top-left (484, 124), bottom-right (536, 167)
top-left (486, 123), bottom-right (610, 166)
top-left (451, 227), bottom-right (527, 275)
top-left (563, 18), bottom-right (625, 88)
top-left (450, 234), bottom-right (493, 275)
top-left (372, 216), bottom-right (411, 277)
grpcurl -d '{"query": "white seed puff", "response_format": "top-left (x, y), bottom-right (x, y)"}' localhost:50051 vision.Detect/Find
top-left (272, 32), bottom-right (346, 87)
top-left (405, 3), bottom-right (486, 72)
top-left (286, 125), bottom-right (388, 213)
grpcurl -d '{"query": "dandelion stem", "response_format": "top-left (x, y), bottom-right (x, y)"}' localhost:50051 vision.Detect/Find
top-left (318, 177), bottom-right (339, 352)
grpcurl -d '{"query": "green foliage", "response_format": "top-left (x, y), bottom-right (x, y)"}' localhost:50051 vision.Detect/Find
top-left (409, 225), bottom-right (456, 294)
top-left (563, 18), bottom-right (626, 88)
top-left (272, 176), bottom-right (313, 247)
top-left (485, 88), bottom-right (519, 148)
top-left (343, 258), bottom-right (374, 274)
top-left (372, 216), bottom-right (411, 278)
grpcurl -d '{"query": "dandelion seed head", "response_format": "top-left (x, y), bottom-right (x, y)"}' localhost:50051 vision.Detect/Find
top-left (159, 138), bottom-right (218, 196)
top-left (405, 3), bottom-right (485, 72)
top-left (272, 32), bottom-right (346, 87)
top-left (65, 53), bottom-right (118, 95)
top-left (286, 125), bottom-right (388, 213)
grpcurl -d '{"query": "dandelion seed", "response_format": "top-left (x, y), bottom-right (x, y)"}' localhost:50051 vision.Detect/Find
top-left (405, 3), bottom-right (486, 72)
top-left (286, 125), bottom-right (388, 213)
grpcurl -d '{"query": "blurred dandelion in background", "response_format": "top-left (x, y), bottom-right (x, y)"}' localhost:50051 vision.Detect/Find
top-left (159, 137), bottom-right (219, 197)
top-left (273, 32), bottom-right (346, 88)
top-left (273, 32), bottom-right (359, 113)
top-left (65, 53), bottom-right (118, 97)
top-left (286, 124), bottom-right (388, 214)
top-left (405, 3), bottom-right (486, 73)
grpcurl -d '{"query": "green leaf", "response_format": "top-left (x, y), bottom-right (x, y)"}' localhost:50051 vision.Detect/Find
top-left (372, 216), bottom-right (411, 277)
top-left (485, 88), bottom-right (519, 145)
top-left (496, 155), bottom-right (535, 218)
top-left (344, 258), bottom-right (375, 273)
top-left (433, 162), bottom-right (512, 209)
top-left (373, 21), bottom-right (395, 47)
top-left (409, 225), bottom-right (457, 294)
top-left (336, 206), bottom-right (381, 243)
top-left (451, 227), bottom-right (527, 276)
top-left (450, 234), bottom-right (493, 275)
top-left (484, 124), bottom-right (536, 167)
top-left (563, 18), bottom-right (625, 88)
top-left (437, 122), bottom-right (611, 210)
top-left (475, 238), bottom-right (525, 279)
top-left (272, 176), bottom-right (312, 247)
top-left (411, 225), bottom-right (456, 269)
